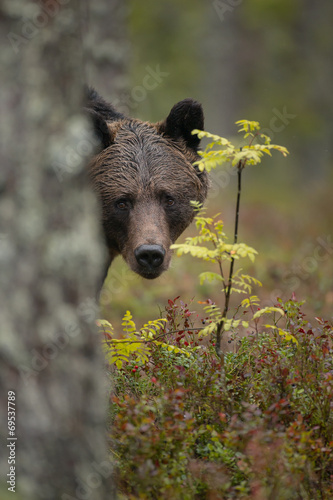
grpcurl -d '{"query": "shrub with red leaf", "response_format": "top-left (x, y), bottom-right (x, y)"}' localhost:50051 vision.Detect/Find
top-left (109, 297), bottom-right (333, 499)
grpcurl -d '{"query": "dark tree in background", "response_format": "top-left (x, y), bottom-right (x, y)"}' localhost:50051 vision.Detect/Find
top-left (127, 0), bottom-right (333, 182)
top-left (0, 1), bottom-right (118, 499)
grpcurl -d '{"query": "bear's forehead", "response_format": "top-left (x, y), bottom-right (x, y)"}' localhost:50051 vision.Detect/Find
top-left (91, 119), bottom-right (202, 197)
top-left (100, 172), bottom-right (201, 203)
top-left (109, 120), bottom-right (197, 171)
top-left (115, 120), bottom-right (172, 150)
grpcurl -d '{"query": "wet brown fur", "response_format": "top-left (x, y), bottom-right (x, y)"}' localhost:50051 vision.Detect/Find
top-left (86, 89), bottom-right (209, 280)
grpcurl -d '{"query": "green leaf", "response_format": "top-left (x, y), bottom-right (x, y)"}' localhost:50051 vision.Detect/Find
top-left (199, 272), bottom-right (223, 285)
top-left (266, 325), bottom-right (298, 345)
top-left (252, 307), bottom-right (285, 320)
top-left (115, 359), bottom-right (123, 369)
top-left (97, 319), bottom-right (113, 328)
top-left (235, 120), bottom-right (260, 133)
top-left (241, 295), bottom-right (260, 308)
top-left (170, 243), bottom-right (219, 262)
top-left (200, 322), bottom-right (218, 336)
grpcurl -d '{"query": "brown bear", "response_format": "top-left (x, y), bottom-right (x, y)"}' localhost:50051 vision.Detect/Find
top-left (86, 88), bottom-right (209, 281)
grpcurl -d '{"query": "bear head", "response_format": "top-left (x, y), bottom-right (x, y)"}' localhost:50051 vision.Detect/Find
top-left (86, 88), bottom-right (209, 280)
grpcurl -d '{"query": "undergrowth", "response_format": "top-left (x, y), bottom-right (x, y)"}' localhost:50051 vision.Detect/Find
top-left (108, 297), bottom-right (333, 499)
top-left (100, 121), bottom-right (333, 499)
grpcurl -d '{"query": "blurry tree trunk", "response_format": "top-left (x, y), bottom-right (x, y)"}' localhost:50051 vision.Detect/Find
top-left (0, 2), bottom-right (115, 499)
top-left (204, 2), bottom-right (333, 178)
top-left (83, 0), bottom-right (129, 102)
top-left (204, 7), bottom-right (245, 136)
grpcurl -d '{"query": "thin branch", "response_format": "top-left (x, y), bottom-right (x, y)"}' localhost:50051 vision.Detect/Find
top-left (214, 132), bottom-right (260, 358)
top-left (215, 159), bottom-right (244, 357)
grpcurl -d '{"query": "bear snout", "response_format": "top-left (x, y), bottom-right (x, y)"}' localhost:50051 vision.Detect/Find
top-left (134, 244), bottom-right (166, 278)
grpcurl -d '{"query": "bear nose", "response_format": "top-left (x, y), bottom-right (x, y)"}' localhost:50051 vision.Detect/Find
top-left (134, 245), bottom-right (165, 270)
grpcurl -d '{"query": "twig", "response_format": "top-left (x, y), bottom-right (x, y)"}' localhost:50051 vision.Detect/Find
top-left (214, 131), bottom-right (261, 358)
top-left (215, 159), bottom-right (244, 358)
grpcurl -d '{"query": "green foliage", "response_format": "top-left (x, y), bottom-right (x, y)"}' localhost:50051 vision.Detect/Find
top-left (192, 120), bottom-right (288, 172)
top-left (98, 311), bottom-right (190, 370)
top-left (172, 206), bottom-right (258, 289)
top-left (172, 122), bottom-right (289, 353)
top-left (109, 297), bottom-right (333, 499)
top-left (171, 205), bottom-right (288, 339)
top-left (112, 388), bottom-right (196, 499)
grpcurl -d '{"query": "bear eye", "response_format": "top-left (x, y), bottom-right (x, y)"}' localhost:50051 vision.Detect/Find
top-left (116, 199), bottom-right (130, 210)
top-left (165, 197), bottom-right (175, 207)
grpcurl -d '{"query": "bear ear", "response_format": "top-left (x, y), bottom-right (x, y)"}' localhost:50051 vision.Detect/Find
top-left (156, 98), bottom-right (204, 151)
top-left (84, 87), bottom-right (124, 149)
top-left (86, 109), bottom-right (113, 149)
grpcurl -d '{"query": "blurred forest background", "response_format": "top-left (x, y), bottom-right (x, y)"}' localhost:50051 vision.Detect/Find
top-left (86, 0), bottom-right (333, 328)
top-left (0, 2), bottom-right (331, 497)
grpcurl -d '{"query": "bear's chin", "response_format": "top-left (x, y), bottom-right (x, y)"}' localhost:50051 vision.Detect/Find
top-left (128, 261), bottom-right (168, 280)
top-left (136, 268), bottom-right (164, 280)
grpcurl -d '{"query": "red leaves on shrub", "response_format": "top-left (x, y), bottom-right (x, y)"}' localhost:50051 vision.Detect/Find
top-left (109, 296), bottom-right (333, 498)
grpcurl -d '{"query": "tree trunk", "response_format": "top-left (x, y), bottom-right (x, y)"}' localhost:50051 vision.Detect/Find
top-left (83, 0), bottom-right (130, 102)
top-left (0, 1), bottom-right (114, 499)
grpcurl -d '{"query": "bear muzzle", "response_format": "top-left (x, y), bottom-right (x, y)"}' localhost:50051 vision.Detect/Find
top-left (134, 244), bottom-right (166, 279)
